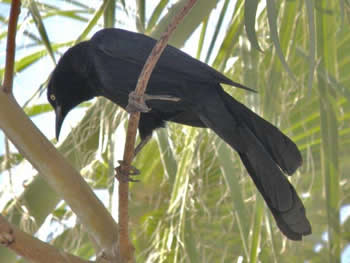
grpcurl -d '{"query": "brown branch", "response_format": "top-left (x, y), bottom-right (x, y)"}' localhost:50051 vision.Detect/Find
top-left (117, 0), bottom-right (198, 262)
top-left (0, 92), bottom-right (119, 261)
top-left (2, 0), bottom-right (21, 95)
top-left (0, 215), bottom-right (93, 263)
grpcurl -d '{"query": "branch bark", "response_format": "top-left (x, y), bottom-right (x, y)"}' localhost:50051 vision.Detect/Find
top-left (0, 98), bottom-right (123, 262)
top-left (0, 92), bottom-right (119, 260)
top-left (1, 0), bottom-right (21, 95)
top-left (117, 0), bottom-right (198, 262)
top-left (0, 215), bottom-right (92, 263)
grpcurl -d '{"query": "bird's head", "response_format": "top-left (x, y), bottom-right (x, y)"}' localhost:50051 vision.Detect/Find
top-left (47, 42), bottom-right (96, 140)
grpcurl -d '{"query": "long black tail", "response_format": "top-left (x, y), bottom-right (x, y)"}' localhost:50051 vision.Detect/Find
top-left (196, 86), bottom-right (311, 240)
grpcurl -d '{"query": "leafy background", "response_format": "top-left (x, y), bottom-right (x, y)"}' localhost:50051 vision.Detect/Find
top-left (0, 0), bottom-right (349, 262)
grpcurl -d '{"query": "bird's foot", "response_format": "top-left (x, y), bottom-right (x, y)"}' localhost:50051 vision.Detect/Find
top-left (134, 135), bottom-right (152, 157)
top-left (126, 91), bottom-right (180, 113)
top-left (126, 91), bottom-right (151, 113)
top-left (115, 160), bottom-right (140, 183)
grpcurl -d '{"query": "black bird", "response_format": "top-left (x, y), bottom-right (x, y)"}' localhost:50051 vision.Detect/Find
top-left (47, 28), bottom-right (311, 240)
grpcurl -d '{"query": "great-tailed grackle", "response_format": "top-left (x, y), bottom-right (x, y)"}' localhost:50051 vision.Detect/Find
top-left (47, 28), bottom-right (311, 240)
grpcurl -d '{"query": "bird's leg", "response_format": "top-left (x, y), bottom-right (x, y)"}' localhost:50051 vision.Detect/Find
top-left (134, 135), bottom-right (152, 157)
top-left (126, 91), bottom-right (180, 113)
top-left (119, 90), bottom-right (176, 182)
top-left (115, 160), bottom-right (140, 183)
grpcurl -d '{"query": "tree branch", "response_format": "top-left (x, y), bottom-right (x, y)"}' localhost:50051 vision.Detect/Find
top-left (0, 98), bottom-right (123, 262)
top-left (0, 215), bottom-right (92, 263)
top-left (0, 92), bottom-right (119, 260)
top-left (1, 0), bottom-right (21, 95)
top-left (117, 0), bottom-right (198, 262)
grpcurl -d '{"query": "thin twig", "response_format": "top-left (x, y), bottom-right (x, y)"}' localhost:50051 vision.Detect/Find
top-left (117, 0), bottom-right (198, 262)
top-left (2, 0), bottom-right (21, 95)
top-left (0, 215), bottom-right (92, 263)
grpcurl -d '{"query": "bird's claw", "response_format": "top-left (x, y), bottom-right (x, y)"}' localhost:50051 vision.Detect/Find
top-left (126, 91), bottom-right (181, 113)
top-left (126, 91), bottom-right (151, 113)
top-left (115, 160), bottom-right (140, 183)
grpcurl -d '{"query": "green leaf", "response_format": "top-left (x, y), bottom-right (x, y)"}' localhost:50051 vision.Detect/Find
top-left (103, 0), bottom-right (116, 28)
top-left (24, 103), bottom-right (53, 116)
top-left (151, 0), bottom-right (221, 48)
top-left (244, 0), bottom-right (262, 51)
top-left (213, 0), bottom-right (245, 71)
top-left (249, 195), bottom-right (264, 263)
top-left (155, 129), bottom-right (177, 185)
top-left (0, 41), bottom-right (73, 77)
top-left (316, 1), bottom-right (341, 261)
top-left (305, 0), bottom-right (316, 95)
top-left (146, 0), bottom-right (169, 32)
top-left (266, 0), bottom-right (297, 83)
top-left (28, 0), bottom-right (56, 64)
top-left (196, 16), bottom-right (208, 59)
top-left (136, 0), bottom-right (146, 33)
top-left (214, 139), bottom-right (250, 259)
top-left (205, 0), bottom-right (230, 63)
top-left (75, 0), bottom-right (111, 44)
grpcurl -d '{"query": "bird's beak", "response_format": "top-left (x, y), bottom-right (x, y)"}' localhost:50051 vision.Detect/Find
top-left (55, 105), bottom-right (64, 141)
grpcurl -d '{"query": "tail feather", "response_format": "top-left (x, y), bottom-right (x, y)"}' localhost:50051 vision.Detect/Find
top-left (196, 86), bottom-right (311, 240)
top-left (220, 91), bottom-right (302, 175)
top-left (239, 153), bottom-right (311, 240)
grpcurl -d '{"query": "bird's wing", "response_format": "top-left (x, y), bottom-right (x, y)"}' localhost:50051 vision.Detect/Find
top-left (90, 28), bottom-right (255, 92)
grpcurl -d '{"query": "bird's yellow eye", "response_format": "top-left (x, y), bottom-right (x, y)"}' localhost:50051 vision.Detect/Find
top-left (50, 94), bottom-right (56, 101)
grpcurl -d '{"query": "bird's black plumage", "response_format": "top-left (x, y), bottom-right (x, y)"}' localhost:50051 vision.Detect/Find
top-left (47, 28), bottom-right (311, 240)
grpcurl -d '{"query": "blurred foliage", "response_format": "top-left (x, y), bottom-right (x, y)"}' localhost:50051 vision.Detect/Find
top-left (0, 0), bottom-right (349, 262)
